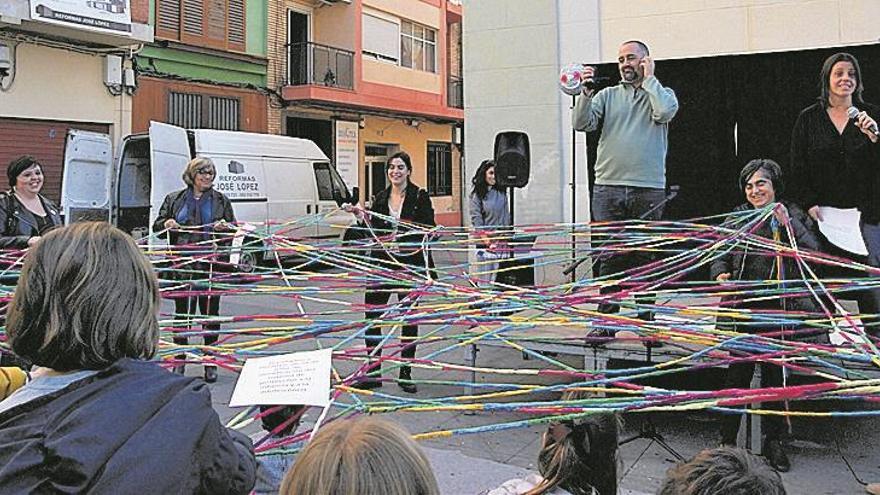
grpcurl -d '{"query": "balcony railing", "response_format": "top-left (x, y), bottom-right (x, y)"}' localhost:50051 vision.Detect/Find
top-left (286, 41), bottom-right (354, 90)
top-left (447, 76), bottom-right (463, 109)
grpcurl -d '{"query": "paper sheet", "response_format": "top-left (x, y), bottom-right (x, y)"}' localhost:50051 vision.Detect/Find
top-left (817, 207), bottom-right (868, 256)
top-left (229, 348), bottom-right (332, 407)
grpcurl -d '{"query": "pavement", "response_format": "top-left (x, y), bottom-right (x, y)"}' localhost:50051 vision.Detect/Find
top-left (165, 255), bottom-right (880, 495)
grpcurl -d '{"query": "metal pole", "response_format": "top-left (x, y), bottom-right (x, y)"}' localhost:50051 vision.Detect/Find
top-left (570, 94), bottom-right (577, 284)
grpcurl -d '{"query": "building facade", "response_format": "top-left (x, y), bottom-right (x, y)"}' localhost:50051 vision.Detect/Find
top-left (130, 0), bottom-right (269, 133)
top-left (266, 0), bottom-right (464, 226)
top-left (0, 0), bottom-right (153, 201)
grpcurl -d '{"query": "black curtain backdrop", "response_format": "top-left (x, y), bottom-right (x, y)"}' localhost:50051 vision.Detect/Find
top-left (584, 43), bottom-right (880, 220)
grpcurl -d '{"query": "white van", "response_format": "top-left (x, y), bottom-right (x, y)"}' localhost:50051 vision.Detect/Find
top-left (61, 121), bottom-right (357, 269)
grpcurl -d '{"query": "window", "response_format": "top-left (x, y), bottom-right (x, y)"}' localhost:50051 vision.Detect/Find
top-left (362, 13), bottom-right (399, 63)
top-left (401, 20), bottom-right (436, 73)
top-left (168, 92), bottom-right (240, 130)
top-left (156, 0), bottom-right (246, 52)
top-left (427, 142), bottom-right (452, 196)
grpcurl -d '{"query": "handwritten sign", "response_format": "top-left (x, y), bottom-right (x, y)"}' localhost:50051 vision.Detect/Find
top-left (229, 348), bottom-right (332, 407)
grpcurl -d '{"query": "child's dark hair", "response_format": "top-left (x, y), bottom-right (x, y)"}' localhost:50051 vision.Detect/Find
top-left (528, 390), bottom-right (619, 495)
top-left (658, 446), bottom-right (786, 495)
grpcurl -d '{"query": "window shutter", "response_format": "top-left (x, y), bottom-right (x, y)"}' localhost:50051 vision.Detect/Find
top-left (206, 0), bottom-right (227, 46)
top-left (182, 0), bottom-right (204, 38)
top-left (228, 0), bottom-right (246, 51)
top-left (156, 0), bottom-right (246, 52)
top-left (156, 0), bottom-right (181, 40)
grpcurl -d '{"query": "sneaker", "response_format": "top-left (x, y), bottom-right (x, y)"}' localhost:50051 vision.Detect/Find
top-left (763, 439), bottom-right (790, 472)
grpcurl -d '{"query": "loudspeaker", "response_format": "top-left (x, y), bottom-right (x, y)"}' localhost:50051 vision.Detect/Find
top-left (494, 131), bottom-right (530, 188)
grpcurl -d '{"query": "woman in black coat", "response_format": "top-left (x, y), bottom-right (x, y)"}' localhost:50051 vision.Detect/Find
top-left (356, 151), bottom-right (435, 393)
top-left (0, 223), bottom-right (255, 493)
top-left (152, 157), bottom-right (236, 383)
top-left (0, 156), bottom-right (61, 250)
top-left (710, 159), bottom-right (822, 473)
top-left (790, 52), bottom-right (880, 338)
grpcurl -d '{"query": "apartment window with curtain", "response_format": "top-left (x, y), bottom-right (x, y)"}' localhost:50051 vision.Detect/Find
top-left (400, 20), bottom-right (436, 73)
top-left (156, 0), bottom-right (246, 52)
top-left (427, 142), bottom-right (452, 196)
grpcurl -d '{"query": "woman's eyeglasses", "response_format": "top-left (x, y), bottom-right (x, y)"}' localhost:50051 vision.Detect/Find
top-left (196, 167), bottom-right (216, 176)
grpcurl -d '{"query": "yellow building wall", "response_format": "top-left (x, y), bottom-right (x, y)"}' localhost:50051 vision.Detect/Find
top-left (359, 115), bottom-right (460, 224)
top-left (362, 58), bottom-right (442, 93)
top-left (0, 44), bottom-right (129, 144)
top-left (598, 0), bottom-right (880, 60)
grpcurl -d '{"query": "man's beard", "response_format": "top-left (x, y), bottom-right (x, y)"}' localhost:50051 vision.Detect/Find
top-left (621, 68), bottom-right (639, 83)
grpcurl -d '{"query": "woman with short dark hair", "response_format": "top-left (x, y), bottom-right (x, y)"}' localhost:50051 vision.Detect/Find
top-left (152, 156), bottom-right (236, 382)
top-left (710, 158), bottom-right (822, 473)
top-left (0, 155), bottom-right (61, 249)
top-left (0, 222), bottom-right (255, 493)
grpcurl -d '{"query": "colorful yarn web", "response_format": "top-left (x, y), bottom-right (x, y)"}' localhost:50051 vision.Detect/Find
top-left (1, 205), bottom-right (879, 457)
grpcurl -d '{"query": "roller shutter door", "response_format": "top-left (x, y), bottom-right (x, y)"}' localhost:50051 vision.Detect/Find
top-left (0, 118), bottom-right (111, 203)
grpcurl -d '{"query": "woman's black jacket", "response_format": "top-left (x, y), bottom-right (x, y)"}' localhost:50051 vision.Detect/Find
top-left (0, 192), bottom-right (62, 249)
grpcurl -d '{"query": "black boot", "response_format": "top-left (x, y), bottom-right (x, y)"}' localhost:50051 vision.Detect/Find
top-left (172, 354), bottom-right (186, 375)
top-left (763, 439), bottom-right (790, 472)
top-left (355, 350), bottom-right (382, 390)
top-left (398, 366), bottom-right (417, 394)
top-left (203, 364), bottom-right (218, 383)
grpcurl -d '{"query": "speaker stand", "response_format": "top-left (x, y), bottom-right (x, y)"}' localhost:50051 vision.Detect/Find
top-left (508, 187), bottom-right (515, 226)
top-left (570, 94), bottom-right (578, 284)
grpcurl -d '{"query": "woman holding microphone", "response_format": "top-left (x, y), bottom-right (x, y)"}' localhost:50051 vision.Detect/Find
top-left (790, 52), bottom-right (880, 337)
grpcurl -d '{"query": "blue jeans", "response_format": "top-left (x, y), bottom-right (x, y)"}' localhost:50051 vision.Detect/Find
top-left (591, 185), bottom-right (667, 299)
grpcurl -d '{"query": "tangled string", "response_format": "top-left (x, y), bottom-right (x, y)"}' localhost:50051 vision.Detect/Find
top-left (1, 205), bottom-right (878, 458)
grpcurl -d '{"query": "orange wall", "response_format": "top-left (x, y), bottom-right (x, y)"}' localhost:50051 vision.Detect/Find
top-left (359, 115), bottom-right (460, 226)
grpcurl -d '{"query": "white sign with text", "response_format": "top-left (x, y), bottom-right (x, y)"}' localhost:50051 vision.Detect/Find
top-left (334, 120), bottom-right (359, 190)
top-left (30, 0), bottom-right (132, 34)
top-left (229, 348), bottom-right (332, 407)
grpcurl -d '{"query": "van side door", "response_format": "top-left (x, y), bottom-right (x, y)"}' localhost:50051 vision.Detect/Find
top-left (61, 130), bottom-right (114, 224)
top-left (148, 121), bottom-right (191, 237)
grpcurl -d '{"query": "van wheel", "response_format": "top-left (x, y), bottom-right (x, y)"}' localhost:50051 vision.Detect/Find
top-left (237, 237), bottom-right (264, 274)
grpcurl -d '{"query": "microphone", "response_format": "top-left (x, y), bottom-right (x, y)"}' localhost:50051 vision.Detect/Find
top-left (847, 106), bottom-right (879, 136)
